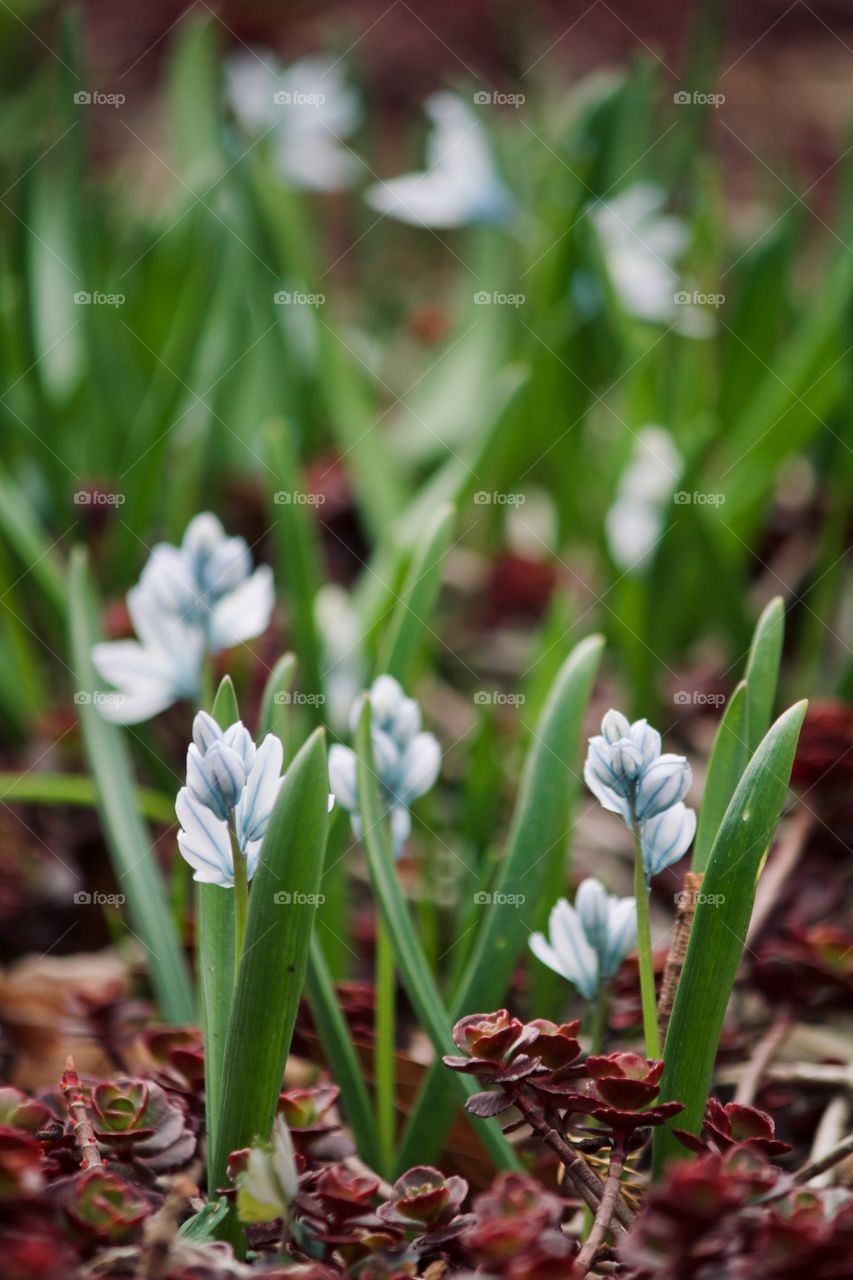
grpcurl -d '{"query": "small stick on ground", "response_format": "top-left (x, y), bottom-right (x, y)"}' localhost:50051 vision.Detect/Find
top-left (512, 1093), bottom-right (633, 1230)
top-left (794, 1131), bottom-right (853, 1185)
top-left (657, 871), bottom-right (703, 1044)
top-left (575, 1141), bottom-right (627, 1274)
top-left (61, 1055), bottom-right (103, 1170)
top-left (734, 1012), bottom-right (792, 1106)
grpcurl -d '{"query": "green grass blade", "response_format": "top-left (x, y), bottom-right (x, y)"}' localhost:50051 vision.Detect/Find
top-left (0, 464), bottom-right (66, 614)
top-left (654, 700), bottom-right (807, 1173)
top-left (0, 771), bottom-right (175, 826)
top-left (67, 547), bottom-right (194, 1023)
top-left (691, 681), bottom-right (749, 875)
top-left (258, 652), bottom-right (297, 744)
top-left (198, 677), bottom-right (240, 1190)
top-left (396, 634), bottom-right (605, 1172)
top-left (211, 727), bottom-right (329, 1206)
top-left (354, 702), bottom-right (521, 1174)
top-left (264, 422), bottom-right (325, 723)
top-left (744, 596), bottom-right (785, 751)
top-left (304, 935), bottom-right (381, 1172)
top-left (376, 503), bottom-right (455, 683)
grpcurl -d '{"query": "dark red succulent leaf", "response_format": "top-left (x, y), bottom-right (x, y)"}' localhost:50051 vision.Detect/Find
top-left (790, 700), bottom-right (853, 795)
top-left (705, 1098), bottom-right (792, 1158)
top-left (466, 1089), bottom-right (514, 1118)
top-left (278, 1085), bottom-right (340, 1133)
top-left (307, 1165), bottom-right (379, 1226)
top-left (462, 1173), bottom-right (567, 1265)
top-left (0, 1127), bottom-right (45, 1200)
top-left (138, 1026), bottom-right (205, 1108)
top-left (61, 1167), bottom-right (148, 1243)
top-left (586, 1052), bottom-right (665, 1109)
top-left (451, 1010), bottom-right (529, 1061)
top-left (377, 1166), bottom-right (467, 1227)
top-left (88, 1077), bottom-right (196, 1176)
top-left (752, 925), bottom-right (853, 1014)
top-left (0, 1087), bottom-right (54, 1136)
top-left (0, 1219), bottom-right (78, 1280)
top-left (525, 1019), bottom-right (583, 1072)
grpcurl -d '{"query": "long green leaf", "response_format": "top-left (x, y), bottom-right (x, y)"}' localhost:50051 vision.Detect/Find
top-left (0, 771), bottom-right (175, 826)
top-left (691, 681), bottom-right (748, 875)
top-left (211, 728), bottom-right (329, 1206)
top-left (744, 596), bottom-right (784, 751)
top-left (396, 634), bottom-right (605, 1171)
top-left (654, 700), bottom-right (807, 1172)
top-left (259, 652), bottom-right (297, 740)
top-left (198, 677), bottom-right (239, 1191)
top-left (376, 502), bottom-right (455, 683)
top-left (0, 464), bottom-right (66, 614)
top-left (304, 935), bottom-right (381, 1172)
top-left (355, 702), bottom-right (521, 1174)
top-left (67, 547), bottom-right (194, 1023)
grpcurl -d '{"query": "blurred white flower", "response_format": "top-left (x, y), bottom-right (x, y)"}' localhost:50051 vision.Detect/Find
top-left (315, 584), bottom-right (366, 734)
top-left (589, 184), bottom-right (713, 337)
top-left (226, 51), bottom-right (361, 192)
top-left (329, 674), bottom-right (441, 858)
top-left (237, 1115), bottom-right (299, 1225)
top-left (365, 92), bottom-right (514, 228)
top-left (176, 711), bottom-right (285, 887)
top-left (529, 878), bottom-right (637, 1000)
top-left (92, 513), bottom-right (273, 724)
top-left (605, 426), bottom-right (682, 571)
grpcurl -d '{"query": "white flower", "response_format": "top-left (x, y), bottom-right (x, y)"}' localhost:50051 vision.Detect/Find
top-left (365, 92), bottom-right (514, 228)
top-left (237, 1115), bottom-right (299, 1225)
top-left (176, 712), bottom-right (285, 887)
top-left (529, 878), bottom-right (637, 1000)
top-left (226, 51), bottom-right (361, 192)
top-left (584, 709), bottom-right (696, 879)
top-left (91, 513), bottom-right (273, 724)
top-left (329, 675), bottom-right (441, 858)
top-left (605, 427), bottom-right (683, 571)
top-left (588, 184), bottom-right (713, 337)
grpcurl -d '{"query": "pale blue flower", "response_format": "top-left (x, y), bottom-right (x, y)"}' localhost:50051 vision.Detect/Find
top-left (584, 709), bottom-right (696, 878)
top-left (328, 675), bottom-right (441, 858)
top-left (177, 712), bottom-right (285, 887)
top-left (529, 878), bottom-right (637, 1000)
top-left (92, 513), bottom-right (273, 725)
top-left (226, 51), bottom-right (361, 192)
top-left (365, 93), bottom-right (514, 229)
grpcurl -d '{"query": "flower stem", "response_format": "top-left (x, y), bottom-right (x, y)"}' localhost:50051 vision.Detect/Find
top-left (230, 826), bottom-right (248, 971)
top-left (632, 823), bottom-right (661, 1059)
top-left (575, 1139), bottom-right (627, 1273)
top-left (374, 919), bottom-right (395, 1177)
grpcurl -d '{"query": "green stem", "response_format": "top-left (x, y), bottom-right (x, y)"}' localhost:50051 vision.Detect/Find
top-left (589, 988), bottom-right (609, 1055)
top-left (374, 919), bottom-right (396, 1177)
top-left (632, 824), bottom-right (661, 1059)
top-left (231, 826), bottom-right (248, 972)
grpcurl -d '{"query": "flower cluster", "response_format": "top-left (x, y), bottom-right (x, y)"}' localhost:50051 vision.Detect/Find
top-left (675, 1097), bottom-right (791, 1160)
top-left (328, 675), bottom-right (441, 858)
top-left (585, 709), bottom-right (696, 879)
top-left (176, 711), bottom-right (284, 887)
top-left (92, 513), bottom-right (273, 723)
top-left (529, 877), bottom-right (637, 1000)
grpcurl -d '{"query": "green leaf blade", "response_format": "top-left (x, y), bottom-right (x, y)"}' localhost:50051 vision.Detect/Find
top-left (691, 680), bottom-right (749, 875)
